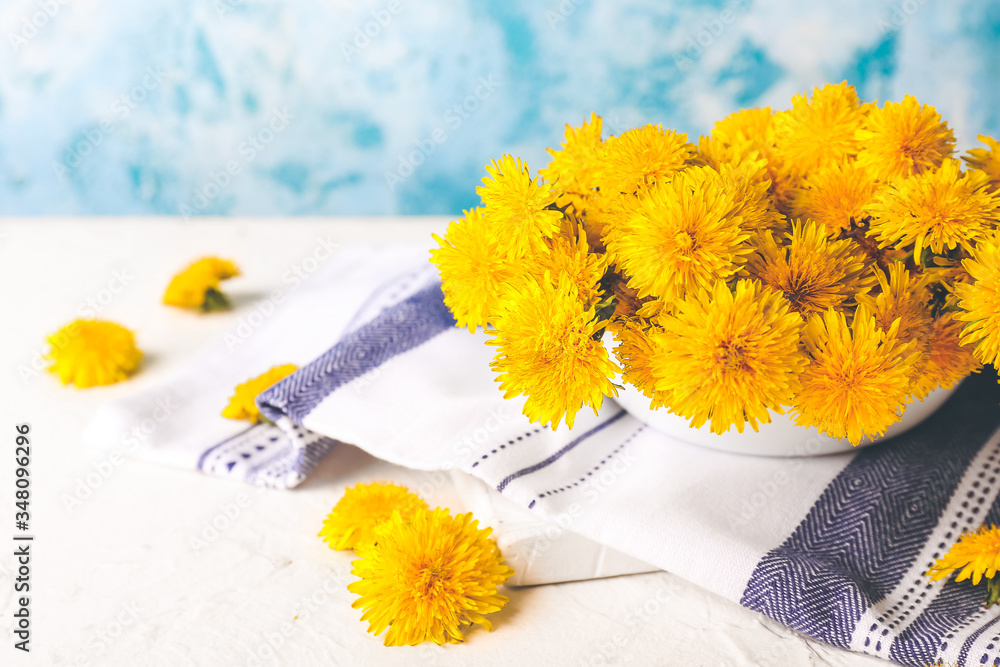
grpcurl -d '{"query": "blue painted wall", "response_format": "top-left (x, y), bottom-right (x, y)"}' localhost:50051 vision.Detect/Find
top-left (0, 0), bottom-right (997, 216)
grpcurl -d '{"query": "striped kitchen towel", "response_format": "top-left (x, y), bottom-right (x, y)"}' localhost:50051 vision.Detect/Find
top-left (255, 249), bottom-right (1000, 667)
top-left (88, 244), bottom-right (1000, 665)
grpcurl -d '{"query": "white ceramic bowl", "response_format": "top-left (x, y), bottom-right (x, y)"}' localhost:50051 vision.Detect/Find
top-left (610, 375), bottom-right (955, 457)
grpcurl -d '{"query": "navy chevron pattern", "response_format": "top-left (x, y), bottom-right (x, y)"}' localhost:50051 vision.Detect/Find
top-left (890, 571), bottom-right (990, 665)
top-left (891, 492), bottom-right (1000, 666)
top-left (741, 370), bottom-right (1000, 651)
top-left (256, 284), bottom-right (456, 424)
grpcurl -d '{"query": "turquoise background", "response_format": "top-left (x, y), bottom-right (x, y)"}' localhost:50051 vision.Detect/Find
top-left (0, 0), bottom-right (997, 216)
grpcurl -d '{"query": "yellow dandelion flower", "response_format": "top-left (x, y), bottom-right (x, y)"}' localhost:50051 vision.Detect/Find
top-left (349, 507), bottom-right (514, 646)
top-left (748, 220), bottom-right (875, 316)
top-left (712, 107), bottom-right (775, 147)
top-left (856, 265), bottom-right (935, 397)
top-left (649, 279), bottom-right (807, 434)
top-left (476, 155), bottom-right (563, 259)
top-left (488, 274), bottom-right (618, 430)
top-left (221, 363), bottom-right (298, 424)
top-left (866, 159), bottom-right (1000, 259)
top-left (605, 166), bottom-right (752, 303)
top-left (857, 264), bottom-right (932, 345)
top-left (715, 160), bottom-right (786, 236)
top-left (772, 82), bottom-right (866, 177)
top-left (789, 160), bottom-right (883, 237)
top-left (918, 315), bottom-right (982, 396)
top-left (585, 191), bottom-right (632, 252)
top-left (521, 225), bottom-right (608, 306)
top-left (766, 160), bottom-right (802, 217)
top-left (925, 255), bottom-right (971, 296)
top-left (319, 483), bottom-right (428, 552)
top-left (710, 106), bottom-right (806, 214)
top-left (696, 135), bottom-right (768, 178)
top-left (612, 322), bottom-right (673, 408)
top-left (45, 319), bottom-right (142, 388)
top-left (964, 135), bottom-right (1000, 191)
top-left (541, 112), bottom-right (605, 212)
top-left (855, 95), bottom-right (955, 182)
top-left (431, 208), bottom-right (514, 332)
top-left (606, 276), bottom-right (649, 322)
top-left (598, 124), bottom-right (696, 196)
top-left (955, 233), bottom-right (1000, 367)
top-left (794, 306), bottom-right (919, 445)
top-left (163, 257), bottom-right (241, 311)
top-left (927, 525), bottom-right (1000, 607)
top-left (634, 297), bottom-right (674, 322)
top-left (557, 206), bottom-right (607, 252)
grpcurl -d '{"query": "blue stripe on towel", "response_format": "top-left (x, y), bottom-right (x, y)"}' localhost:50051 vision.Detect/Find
top-left (740, 370), bottom-right (1000, 651)
top-left (496, 409), bottom-right (627, 492)
top-left (196, 423), bottom-right (259, 470)
top-left (257, 283), bottom-right (456, 423)
top-left (957, 615), bottom-right (1000, 667)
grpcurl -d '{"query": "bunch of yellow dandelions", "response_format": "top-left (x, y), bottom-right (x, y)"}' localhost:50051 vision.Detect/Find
top-left (319, 482), bottom-right (514, 646)
top-left (432, 81), bottom-right (1000, 446)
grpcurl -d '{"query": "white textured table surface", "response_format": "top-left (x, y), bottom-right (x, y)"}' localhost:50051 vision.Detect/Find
top-left (0, 218), bottom-right (887, 667)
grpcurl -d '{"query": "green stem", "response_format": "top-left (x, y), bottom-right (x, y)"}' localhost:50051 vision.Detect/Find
top-left (984, 577), bottom-right (1000, 608)
top-left (202, 287), bottom-right (231, 312)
